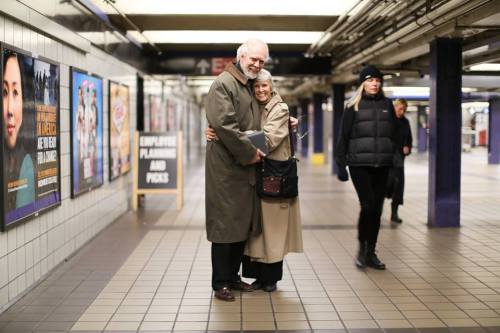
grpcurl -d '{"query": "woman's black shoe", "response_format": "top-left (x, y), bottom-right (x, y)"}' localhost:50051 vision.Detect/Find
top-left (355, 241), bottom-right (367, 268)
top-left (251, 280), bottom-right (263, 290)
top-left (263, 283), bottom-right (277, 292)
top-left (366, 253), bottom-right (386, 270)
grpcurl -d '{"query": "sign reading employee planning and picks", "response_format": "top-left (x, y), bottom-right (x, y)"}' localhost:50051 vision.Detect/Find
top-left (137, 132), bottom-right (177, 189)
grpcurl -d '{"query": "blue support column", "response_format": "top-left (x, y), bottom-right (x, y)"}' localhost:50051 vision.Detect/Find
top-left (332, 84), bottom-right (345, 174)
top-left (488, 98), bottom-right (500, 164)
top-left (428, 38), bottom-right (462, 228)
top-left (299, 99), bottom-right (310, 157)
top-left (312, 93), bottom-right (325, 165)
top-left (417, 105), bottom-right (428, 153)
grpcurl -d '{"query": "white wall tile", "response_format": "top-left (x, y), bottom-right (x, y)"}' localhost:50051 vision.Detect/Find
top-left (13, 21), bottom-right (22, 48)
top-left (7, 229), bottom-right (17, 253)
top-left (0, 286), bottom-right (7, 308)
top-left (0, 233), bottom-right (7, 257)
top-left (16, 247), bottom-right (26, 277)
top-left (0, 16), bottom-right (5, 41)
top-left (25, 242), bottom-right (33, 269)
top-left (4, 18), bottom-right (14, 45)
top-left (0, 256), bottom-right (8, 288)
top-left (8, 279), bottom-right (18, 300)
top-left (7, 252), bottom-right (17, 281)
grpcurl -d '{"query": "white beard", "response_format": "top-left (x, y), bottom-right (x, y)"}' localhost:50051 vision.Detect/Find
top-left (242, 66), bottom-right (258, 79)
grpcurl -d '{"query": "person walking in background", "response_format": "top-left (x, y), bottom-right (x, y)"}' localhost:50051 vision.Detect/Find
top-left (205, 39), bottom-right (269, 302)
top-left (336, 65), bottom-right (399, 270)
top-left (386, 98), bottom-right (412, 223)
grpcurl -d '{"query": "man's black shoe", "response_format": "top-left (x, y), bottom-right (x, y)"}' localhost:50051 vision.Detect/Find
top-left (214, 287), bottom-right (235, 302)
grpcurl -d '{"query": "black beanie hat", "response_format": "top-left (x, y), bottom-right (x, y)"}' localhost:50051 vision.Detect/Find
top-left (359, 65), bottom-right (383, 84)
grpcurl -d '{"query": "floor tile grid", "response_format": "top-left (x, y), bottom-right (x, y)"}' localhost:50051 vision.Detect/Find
top-left (286, 239), bottom-right (350, 330)
top-left (71, 228), bottom-right (178, 331)
top-left (114, 178), bottom-right (203, 332)
top-left (309, 229), bottom-right (412, 329)
top-left (384, 225), bottom-right (500, 319)
top-left (333, 227), bottom-right (481, 328)
top-left (170, 231), bottom-right (209, 332)
top-left (320, 217), bottom-right (492, 325)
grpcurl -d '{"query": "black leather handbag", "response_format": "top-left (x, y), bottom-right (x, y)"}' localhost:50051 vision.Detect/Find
top-left (256, 119), bottom-right (298, 199)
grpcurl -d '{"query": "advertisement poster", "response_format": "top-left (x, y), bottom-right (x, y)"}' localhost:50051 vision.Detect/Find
top-left (149, 95), bottom-right (161, 132)
top-left (109, 81), bottom-right (130, 181)
top-left (167, 99), bottom-right (177, 131)
top-left (70, 68), bottom-right (103, 197)
top-left (137, 132), bottom-right (177, 190)
top-left (1, 46), bottom-right (61, 229)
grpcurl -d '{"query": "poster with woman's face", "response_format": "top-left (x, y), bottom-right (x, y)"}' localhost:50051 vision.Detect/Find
top-left (70, 69), bottom-right (103, 197)
top-left (1, 46), bottom-right (61, 229)
top-left (109, 81), bottom-right (130, 181)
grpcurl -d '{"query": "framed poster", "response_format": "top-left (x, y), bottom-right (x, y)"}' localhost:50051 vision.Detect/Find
top-left (1, 44), bottom-right (61, 230)
top-left (108, 81), bottom-right (131, 181)
top-left (70, 68), bottom-right (103, 197)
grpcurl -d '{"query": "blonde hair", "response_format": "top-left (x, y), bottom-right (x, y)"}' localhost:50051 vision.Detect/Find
top-left (346, 84), bottom-right (365, 111)
top-left (394, 98), bottom-right (408, 108)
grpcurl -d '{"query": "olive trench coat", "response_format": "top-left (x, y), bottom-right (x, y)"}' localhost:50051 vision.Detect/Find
top-left (205, 63), bottom-right (262, 243)
top-left (245, 92), bottom-right (303, 263)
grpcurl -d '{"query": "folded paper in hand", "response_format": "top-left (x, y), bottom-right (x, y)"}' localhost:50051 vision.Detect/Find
top-left (246, 131), bottom-right (268, 155)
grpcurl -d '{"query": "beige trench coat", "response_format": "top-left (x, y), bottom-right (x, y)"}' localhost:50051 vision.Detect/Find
top-left (245, 92), bottom-right (303, 263)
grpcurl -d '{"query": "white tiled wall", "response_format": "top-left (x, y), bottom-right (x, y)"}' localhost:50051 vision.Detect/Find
top-left (0, 12), bottom-right (138, 311)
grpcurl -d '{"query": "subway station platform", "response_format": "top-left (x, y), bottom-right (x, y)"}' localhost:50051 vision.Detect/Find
top-left (1, 150), bottom-right (500, 333)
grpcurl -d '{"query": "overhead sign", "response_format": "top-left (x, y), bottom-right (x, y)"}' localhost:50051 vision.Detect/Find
top-left (156, 56), bottom-right (331, 76)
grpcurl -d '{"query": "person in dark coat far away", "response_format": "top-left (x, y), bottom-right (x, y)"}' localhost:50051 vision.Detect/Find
top-left (386, 98), bottom-right (412, 224)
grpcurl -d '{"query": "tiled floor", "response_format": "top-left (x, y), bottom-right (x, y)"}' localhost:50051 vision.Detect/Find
top-left (1, 148), bottom-right (500, 333)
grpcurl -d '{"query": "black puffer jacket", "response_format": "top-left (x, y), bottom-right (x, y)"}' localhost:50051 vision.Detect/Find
top-left (336, 93), bottom-right (398, 167)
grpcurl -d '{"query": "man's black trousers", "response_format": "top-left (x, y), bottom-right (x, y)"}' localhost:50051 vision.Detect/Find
top-left (349, 166), bottom-right (390, 246)
top-left (211, 241), bottom-right (245, 290)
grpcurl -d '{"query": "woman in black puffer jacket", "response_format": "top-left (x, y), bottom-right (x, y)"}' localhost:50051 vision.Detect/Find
top-left (336, 65), bottom-right (399, 270)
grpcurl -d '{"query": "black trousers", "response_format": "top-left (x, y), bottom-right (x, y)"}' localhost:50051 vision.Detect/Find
top-left (386, 167), bottom-right (405, 205)
top-left (211, 241), bottom-right (245, 290)
top-left (242, 255), bottom-right (283, 283)
top-left (349, 166), bottom-right (390, 246)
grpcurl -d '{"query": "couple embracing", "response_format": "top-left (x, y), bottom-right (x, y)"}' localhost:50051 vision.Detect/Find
top-left (205, 39), bottom-right (303, 302)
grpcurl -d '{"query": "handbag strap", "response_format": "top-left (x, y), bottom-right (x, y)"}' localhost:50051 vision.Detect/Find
top-left (288, 115), bottom-right (295, 157)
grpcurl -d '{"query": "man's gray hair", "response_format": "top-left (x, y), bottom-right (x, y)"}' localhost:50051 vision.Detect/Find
top-left (236, 39), bottom-right (269, 62)
top-left (255, 69), bottom-right (273, 88)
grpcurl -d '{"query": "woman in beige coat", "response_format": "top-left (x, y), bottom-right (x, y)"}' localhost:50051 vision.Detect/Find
top-left (206, 69), bottom-right (303, 292)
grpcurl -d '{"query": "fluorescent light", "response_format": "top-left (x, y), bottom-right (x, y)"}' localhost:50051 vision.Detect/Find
top-left (383, 86), bottom-right (477, 98)
top-left (463, 45), bottom-right (489, 57)
top-left (127, 30), bottom-right (323, 44)
top-left (469, 63), bottom-right (500, 71)
top-left (90, 0), bottom-right (357, 16)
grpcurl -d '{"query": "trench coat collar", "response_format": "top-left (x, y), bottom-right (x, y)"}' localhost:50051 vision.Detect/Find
top-left (225, 62), bottom-right (248, 85)
top-left (264, 91), bottom-right (283, 113)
